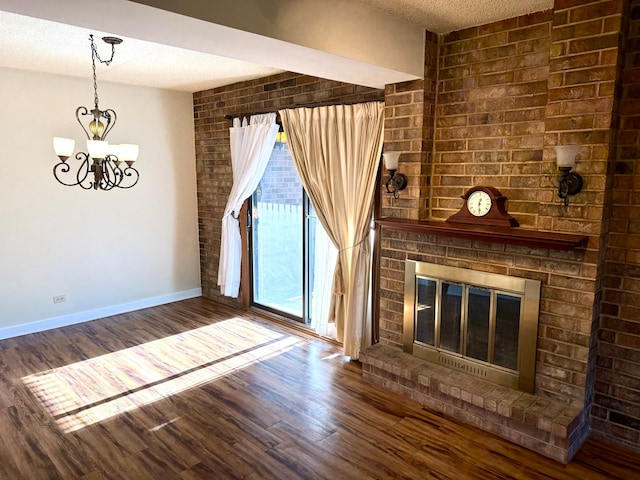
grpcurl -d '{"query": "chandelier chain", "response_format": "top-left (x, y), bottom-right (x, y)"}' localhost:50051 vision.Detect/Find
top-left (89, 34), bottom-right (117, 109)
top-left (91, 37), bottom-right (99, 109)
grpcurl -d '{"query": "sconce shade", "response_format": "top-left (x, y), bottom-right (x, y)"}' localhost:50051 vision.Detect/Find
top-left (555, 144), bottom-right (583, 206)
top-left (555, 145), bottom-right (578, 169)
top-left (383, 152), bottom-right (401, 170)
top-left (87, 139), bottom-right (109, 159)
top-left (119, 144), bottom-right (139, 162)
top-left (53, 137), bottom-right (75, 157)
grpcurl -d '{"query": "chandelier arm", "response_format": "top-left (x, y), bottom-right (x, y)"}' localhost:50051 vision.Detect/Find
top-left (116, 165), bottom-right (140, 189)
top-left (101, 157), bottom-right (121, 189)
top-left (52, 153), bottom-right (94, 187)
top-left (100, 173), bottom-right (116, 191)
top-left (102, 157), bottom-right (114, 187)
top-left (75, 153), bottom-right (93, 190)
top-left (112, 163), bottom-right (124, 189)
top-left (106, 164), bottom-right (120, 190)
top-left (53, 162), bottom-right (81, 187)
top-left (75, 107), bottom-right (92, 140)
top-left (101, 109), bottom-right (117, 140)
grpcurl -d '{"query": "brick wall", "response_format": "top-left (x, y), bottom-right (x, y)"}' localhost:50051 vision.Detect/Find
top-left (194, 73), bottom-right (383, 307)
top-left (378, 1), bottom-right (626, 420)
top-left (434, 11), bottom-right (552, 226)
top-left (257, 146), bottom-right (302, 205)
top-left (381, 32), bottom-right (439, 220)
top-left (594, 0), bottom-right (640, 449)
top-left (382, 80), bottom-right (425, 220)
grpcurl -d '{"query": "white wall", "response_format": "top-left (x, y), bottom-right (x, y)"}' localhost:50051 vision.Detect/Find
top-left (0, 67), bottom-right (201, 336)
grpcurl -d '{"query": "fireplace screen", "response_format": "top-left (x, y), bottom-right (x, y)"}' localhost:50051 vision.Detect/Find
top-left (404, 261), bottom-right (540, 393)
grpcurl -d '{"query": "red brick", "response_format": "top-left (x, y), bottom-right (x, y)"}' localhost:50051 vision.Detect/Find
top-left (569, 1), bottom-right (624, 23)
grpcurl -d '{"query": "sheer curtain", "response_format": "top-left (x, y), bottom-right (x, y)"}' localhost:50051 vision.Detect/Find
top-left (310, 222), bottom-right (338, 339)
top-left (218, 113), bottom-right (279, 297)
top-left (279, 102), bottom-right (384, 359)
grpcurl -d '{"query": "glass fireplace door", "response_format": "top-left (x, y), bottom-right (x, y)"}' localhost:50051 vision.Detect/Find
top-left (413, 276), bottom-right (524, 372)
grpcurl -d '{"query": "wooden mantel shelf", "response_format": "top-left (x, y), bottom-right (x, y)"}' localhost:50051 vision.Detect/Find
top-left (376, 217), bottom-right (588, 251)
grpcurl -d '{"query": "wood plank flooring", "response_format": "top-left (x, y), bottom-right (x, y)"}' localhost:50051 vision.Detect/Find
top-left (0, 297), bottom-right (639, 479)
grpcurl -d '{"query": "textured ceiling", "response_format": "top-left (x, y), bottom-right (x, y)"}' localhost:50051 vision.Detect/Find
top-left (358, 0), bottom-right (554, 33)
top-left (0, 0), bottom-right (554, 92)
top-left (0, 11), bottom-right (283, 92)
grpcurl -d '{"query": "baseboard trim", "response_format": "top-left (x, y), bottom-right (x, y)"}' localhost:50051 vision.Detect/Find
top-left (0, 288), bottom-right (202, 341)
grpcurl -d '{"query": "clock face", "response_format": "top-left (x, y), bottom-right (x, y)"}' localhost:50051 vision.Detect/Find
top-left (467, 190), bottom-right (492, 217)
top-left (447, 186), bottom-right (519, 227)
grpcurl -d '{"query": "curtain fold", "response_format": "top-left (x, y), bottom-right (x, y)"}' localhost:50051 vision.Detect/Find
top-left (310, 221), bottom-right (338, 339)
top-left (279, 102), bottom-right (384, 359)
top-left (218, 113), bottom-right (278, 297)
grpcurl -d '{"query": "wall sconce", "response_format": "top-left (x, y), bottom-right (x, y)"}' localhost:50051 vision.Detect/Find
top-left (383, 152), bottom-right (407, 199)
top-left (555, 145), bottom-right (583, 206)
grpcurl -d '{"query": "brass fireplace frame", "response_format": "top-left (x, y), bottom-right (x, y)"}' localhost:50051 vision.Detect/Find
top-left (403, 260), bottom-right (541, 393)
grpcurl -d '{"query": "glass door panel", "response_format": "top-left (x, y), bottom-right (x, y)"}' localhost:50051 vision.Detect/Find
top-left (251, 144), bottom-right (303, 319)
top-left (493, 293), bottom-right (521, 370)
top-left (465, 287), bottom-right (491, 362)
top-left (415, 277), bottom-right (437, 346)
top-left (440, 282), bottom-right (463, 353)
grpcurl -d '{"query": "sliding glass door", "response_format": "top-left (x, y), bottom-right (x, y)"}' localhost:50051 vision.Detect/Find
top-left (250, 143), bottom-right (304, 318)
top-left (250, 142), bottom-right (337, 327)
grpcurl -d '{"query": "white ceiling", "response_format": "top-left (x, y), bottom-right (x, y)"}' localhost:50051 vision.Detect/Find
top-left (358, 0), bottom-right (553, 34)
top-left (0, 11), bottom-right (284, 93)
top-left (0, 0), bottom-right (553, 93)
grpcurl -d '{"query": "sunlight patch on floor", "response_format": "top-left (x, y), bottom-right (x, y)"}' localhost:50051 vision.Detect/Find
top-left (149, 417), bottom-right (181, 432)
top-left (322, 353), bottom-right (341, 360)
top-left (22, 317), bottom-right (303, 433)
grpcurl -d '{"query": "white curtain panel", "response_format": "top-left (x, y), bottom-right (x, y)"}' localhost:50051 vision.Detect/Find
top-left (279, 102), bottom-right (384, 359)
top-left (310, 222), bottom-right (338, 339)
top-left (218, 113), bottom-right (278, 297)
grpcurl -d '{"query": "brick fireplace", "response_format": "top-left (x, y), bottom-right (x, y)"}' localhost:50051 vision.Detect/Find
top-left (360, 0), bottom-right (631, 464)
top-left (362, 214), bottom-right (592, 461)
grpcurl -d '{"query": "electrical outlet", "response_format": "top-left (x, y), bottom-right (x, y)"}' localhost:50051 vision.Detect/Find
top-left (53, 295), bottom-right (66, 304)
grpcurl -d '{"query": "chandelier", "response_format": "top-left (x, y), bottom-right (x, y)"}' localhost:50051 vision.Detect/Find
top-left (52, 34), bottom-right (139, 190)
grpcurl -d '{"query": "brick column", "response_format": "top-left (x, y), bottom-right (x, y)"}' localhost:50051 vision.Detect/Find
top-left (381, 32), bottom-right (438, 220)
top-left (544, 0), bottom-right (626, 452)
top-left (595, 0), bottom-right (640, 449)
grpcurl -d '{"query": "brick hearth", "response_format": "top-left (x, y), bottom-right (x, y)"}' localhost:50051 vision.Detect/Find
top-left (361, 344), bottom-right (585, 463)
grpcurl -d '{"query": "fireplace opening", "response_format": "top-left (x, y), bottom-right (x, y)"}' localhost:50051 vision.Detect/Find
top-left (403, 260), bottom-right (541, 393)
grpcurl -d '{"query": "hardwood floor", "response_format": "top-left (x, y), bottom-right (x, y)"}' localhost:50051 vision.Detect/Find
top-left (0, 297), bottom-right (638, 479)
